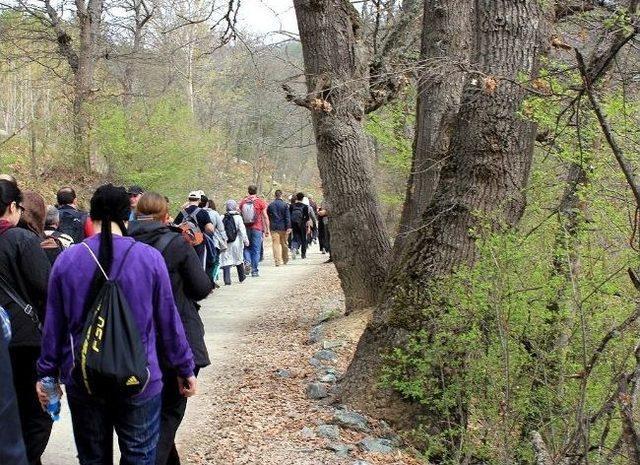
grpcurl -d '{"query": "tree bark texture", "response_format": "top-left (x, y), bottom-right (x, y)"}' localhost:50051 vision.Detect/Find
top-left (396, 0), bottom-right (473, 250)
top-left (76, 0), bottom-right (105, 172)
top-left (342, 0), bottom-right (545, 434)
top-left (293, 0), bottom-right (392, 310)
top-left (45, 0), bottom-right (105, 172)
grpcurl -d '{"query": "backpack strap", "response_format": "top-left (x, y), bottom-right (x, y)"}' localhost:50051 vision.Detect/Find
top-left (154, 233), bottom-right (179, 256)
top-left (82, 242), bottom-right (136, 281)
top-left (0, 274), bottom-right (42, 333)
top-left (81, 242), bottom-right (109, 280)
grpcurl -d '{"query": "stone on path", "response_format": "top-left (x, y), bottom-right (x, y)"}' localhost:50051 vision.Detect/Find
top-left (275, 368), bottom-right (291, 378)
top-left (306, 382), bottom-right (328, 399)
top-left (358, 437), bottom-right (395, 454)
top-left (307, 325), bottom-right (323, 344)
top-left (322, 339), bottom-right (343, 349)
top-left (301, 427), bottom-right (315, 439)
top-left (314, 349), bottom-right (337, 361)
top-left (316, 424), bottom-right (340, 440)
top-left (326, 442), bottom-right (352, 457)
top-left (332, 409), bottom-right (370, 432)
top-left (319, 373), bottom-right (337, 383)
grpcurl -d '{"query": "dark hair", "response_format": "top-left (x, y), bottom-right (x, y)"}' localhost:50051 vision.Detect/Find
top-left (18, 191), bottom-right (46, 237)
top-left (0, 180), bottom-right (23, 217)
top-left (207, 199), bottom-right (216, 210)
top-left (199, 194), bottom-right (209, 209)
top-left (85, 185), bottom-right (131, 315)
top-left (275, 189), bottom-right (282, 198)
top-left (296, 192), bottom-right (305, 201)
top-left (56, 187), bottom-right (76, 206)
top-left (248, 185), bottom-right (258, 195)
top-left (90, 184), bottom-right (130, 271)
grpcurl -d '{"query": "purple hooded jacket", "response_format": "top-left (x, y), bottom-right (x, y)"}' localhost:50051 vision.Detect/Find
top-left (37, 234), bottom-right (195, 399)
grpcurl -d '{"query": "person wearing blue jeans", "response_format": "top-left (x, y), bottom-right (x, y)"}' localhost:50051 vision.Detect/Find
top-left (239, 186), bottom-right (270, 277)
top-left (68, 393), bottom-right (161, 465)
top-left (244, 228), bottom-right (264, 275)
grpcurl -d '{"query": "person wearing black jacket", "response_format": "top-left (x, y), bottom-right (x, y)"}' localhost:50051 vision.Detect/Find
top-left (0, 180), bottom-right (52, 465)
top-left (129, 192), bottom-right (213, 465)
top-left (290, 192), bottom-right (311, 259)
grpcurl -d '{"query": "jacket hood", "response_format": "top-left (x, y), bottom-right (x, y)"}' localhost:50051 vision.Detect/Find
top-left (128, 220), bottom-right (172, 244)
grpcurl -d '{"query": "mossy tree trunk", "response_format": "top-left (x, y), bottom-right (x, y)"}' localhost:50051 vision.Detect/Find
top-left (342, 0), bottom-right (546, 447)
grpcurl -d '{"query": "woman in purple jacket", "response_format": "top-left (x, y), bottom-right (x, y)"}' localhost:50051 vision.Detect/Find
top-left (36, 184), bottom-right (197, 465)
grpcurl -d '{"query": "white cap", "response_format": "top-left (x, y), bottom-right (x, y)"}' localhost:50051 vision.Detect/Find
top-left (188, 190), bottom-right (205, 200)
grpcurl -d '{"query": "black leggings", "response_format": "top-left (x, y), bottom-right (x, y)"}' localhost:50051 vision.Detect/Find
top-left (10, 346), bottom-right (53, 465)
top-left (222, 265), bottom-right (246, 285)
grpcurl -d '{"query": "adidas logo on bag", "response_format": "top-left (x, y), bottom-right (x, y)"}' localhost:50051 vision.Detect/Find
top-left (126, 376), bottom-right (140, 386)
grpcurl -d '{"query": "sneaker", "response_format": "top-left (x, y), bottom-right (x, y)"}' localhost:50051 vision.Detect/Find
top-left (251, 271), bottom-right (259, 277)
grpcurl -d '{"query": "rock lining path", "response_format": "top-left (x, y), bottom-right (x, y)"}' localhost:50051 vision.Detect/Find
top-left (42, 245), bottom-right (327, 465)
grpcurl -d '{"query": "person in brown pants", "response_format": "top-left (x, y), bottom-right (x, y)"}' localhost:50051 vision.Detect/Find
top-left (267, 190), bottom-right (292, 266)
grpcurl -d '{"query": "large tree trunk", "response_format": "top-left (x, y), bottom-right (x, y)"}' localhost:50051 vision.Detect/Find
top-left (292, 0), bottom-right (392, 310)
top-left (395, 0), bottom-right (473, 250)
top-left (342, 0), bottom-right (545, 442)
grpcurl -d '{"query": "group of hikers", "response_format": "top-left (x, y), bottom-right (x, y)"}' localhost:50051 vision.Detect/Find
top-left (0, 174), bottom-right (331, 465)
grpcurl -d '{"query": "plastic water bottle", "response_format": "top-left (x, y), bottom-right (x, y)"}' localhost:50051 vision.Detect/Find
top-left (41, 377), bottom-right (60, 422)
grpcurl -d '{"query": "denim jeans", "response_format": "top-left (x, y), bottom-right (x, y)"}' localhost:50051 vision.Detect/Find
top-left (243, 229), bottom-right (263, 273)
top-left (68, 393), bottom-right (161, 465)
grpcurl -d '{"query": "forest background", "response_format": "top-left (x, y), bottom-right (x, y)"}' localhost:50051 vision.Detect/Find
top-left (2, 0), bottom-right (640, 464)
top-left (0, 0), bottom-right (405, 219)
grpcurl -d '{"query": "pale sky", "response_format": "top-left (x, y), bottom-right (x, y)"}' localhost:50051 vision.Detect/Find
top-left (237, 0), bottom-right (299, 38)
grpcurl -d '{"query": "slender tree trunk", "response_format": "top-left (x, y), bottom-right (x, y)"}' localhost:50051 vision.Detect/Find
top-left (395, 0), bottom-right (473, 250)
top-left (293, 0), bottom-right (391, 310)
top-left (72, 0), bottom-right (105, 172)
top-left (342, 0), bottom-right (545, 441)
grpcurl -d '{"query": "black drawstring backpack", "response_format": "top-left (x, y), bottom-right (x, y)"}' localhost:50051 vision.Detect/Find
top-left (75, 243), bottom-right (150, 397)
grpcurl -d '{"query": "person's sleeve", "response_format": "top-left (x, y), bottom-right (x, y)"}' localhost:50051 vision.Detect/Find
top-left (199, 210), bottom-right (213, 227)
top-left (180, 242), bottom-right (213, 300)
top-left (238, 217), bottom-right (248, 243)
top-left (216, 214), bottom-right (227, 241)
top-left (37, 261), bottom-right (67, 378)
top-left (84, 217), bottom-right (95, 237)
top-left (19, 234), bottom-right (51, 314)
top-left (285, 204), bottom-right (291, 229)
top-left (174, 212), bottom-right (184, 225)
top-left (153, 253), bottom-right (195, 378)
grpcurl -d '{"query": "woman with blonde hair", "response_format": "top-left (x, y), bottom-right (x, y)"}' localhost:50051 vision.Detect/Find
top-left (129, 192), bottom-right (212, 465)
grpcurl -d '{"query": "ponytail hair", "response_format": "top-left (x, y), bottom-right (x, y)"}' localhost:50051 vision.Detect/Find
top-left (84, 185), bottom-right (131, 310)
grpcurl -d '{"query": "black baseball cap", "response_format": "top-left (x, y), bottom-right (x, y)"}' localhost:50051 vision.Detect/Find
top-left (128, 185), bottom-right (144, 196)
